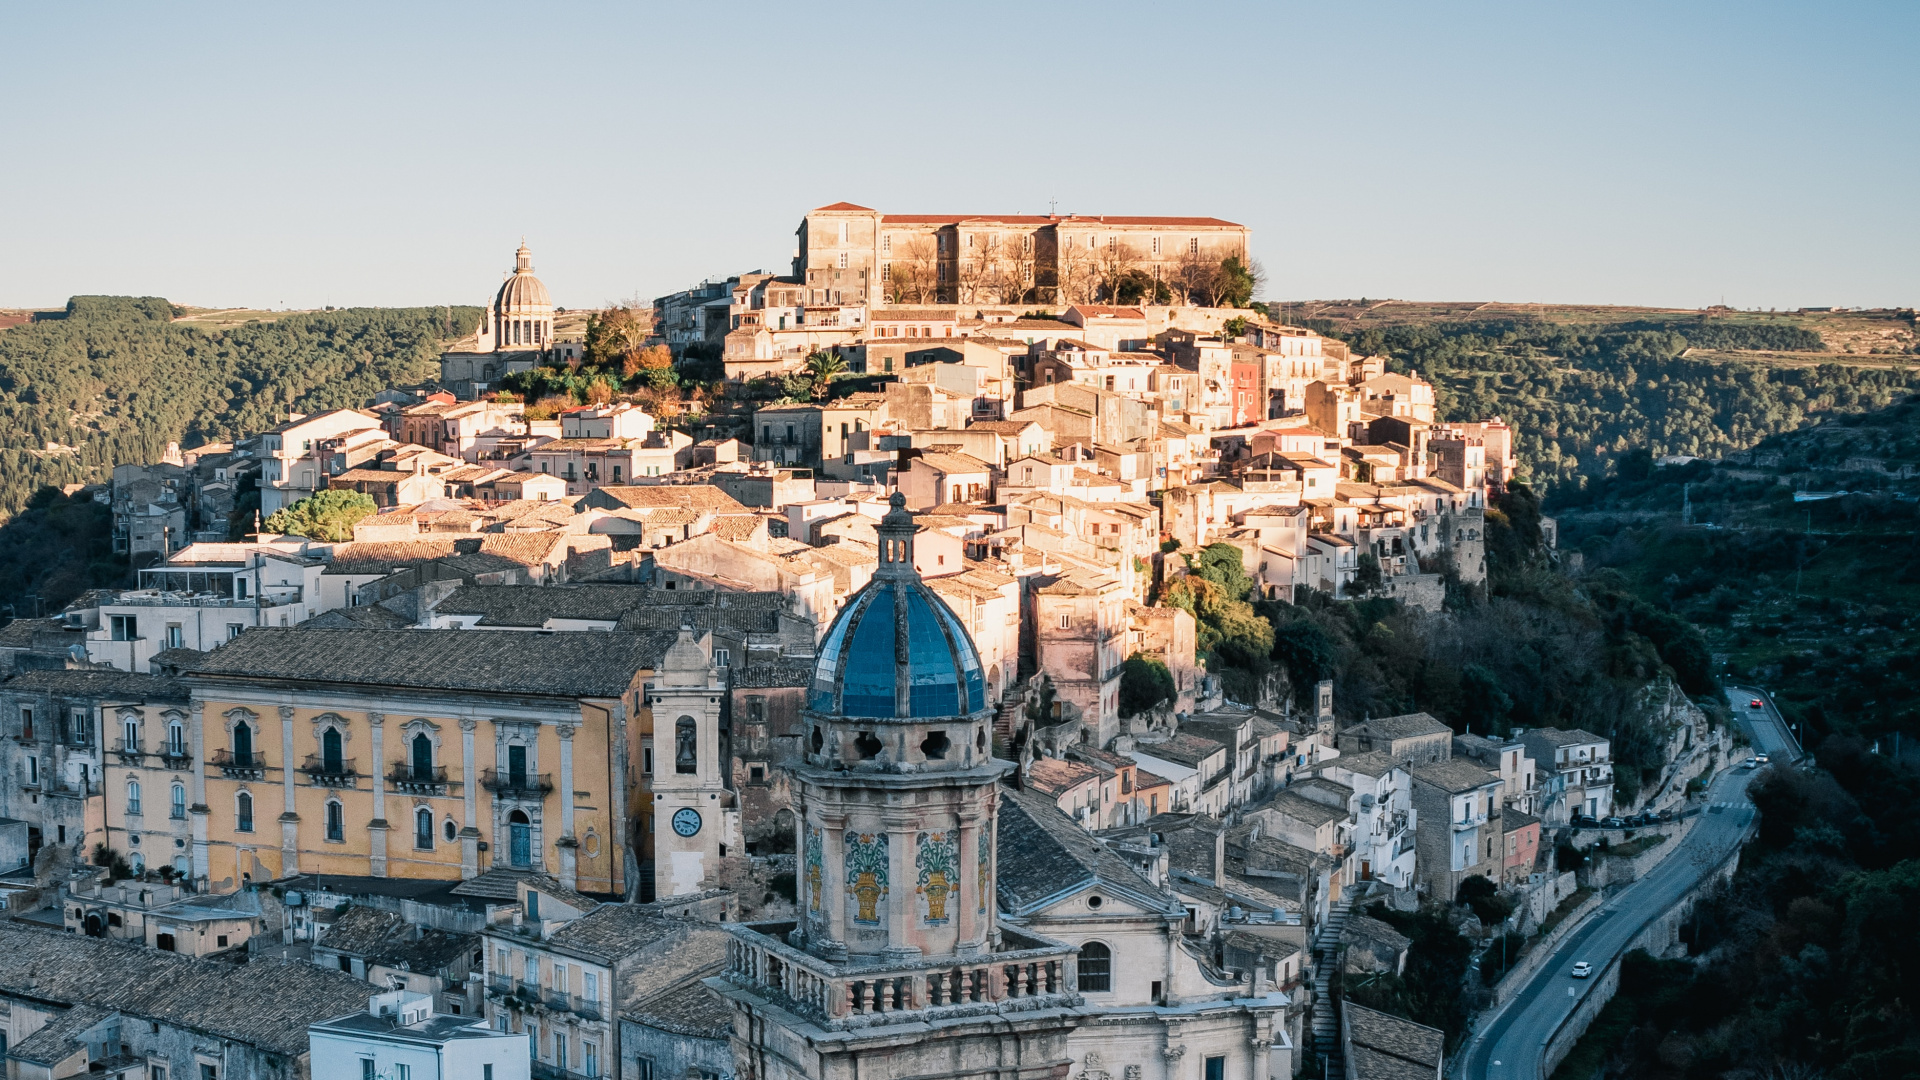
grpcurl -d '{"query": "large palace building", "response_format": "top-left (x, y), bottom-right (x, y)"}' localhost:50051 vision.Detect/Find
top-left (794, 202), bottom-right (1251, 308)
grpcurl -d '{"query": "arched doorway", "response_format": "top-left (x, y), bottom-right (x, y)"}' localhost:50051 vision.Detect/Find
top-left (411, 733), bottom-right (433, 780)
top-left (508, 810), bottom-right (532, 868)
top-left (83, 912), bottom-right (105, 937)
top-left (321, 729), bottom-right (343, 775)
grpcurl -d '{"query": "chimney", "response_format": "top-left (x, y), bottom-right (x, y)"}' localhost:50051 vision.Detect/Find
top-left (1213, 825), bottom-right (1225, 884)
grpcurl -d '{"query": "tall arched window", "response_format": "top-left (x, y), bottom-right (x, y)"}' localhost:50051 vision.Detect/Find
top-left (416, 807), bottom-right (434, 849)
top-left (123, 716), bottom-right (139, 752)
top-left (508, 809), bottom-right (533, 868)
top-left (411, 734), bottom-right (433, 780)
top-left (321, 728), bottom-right (343, 775)
top-left (232, 722), bottom-right (254, 766)
top-left (325, 800), bottom-right (344, 842)
top-left (167, 719), bottom-right (184, 756)
top-left (675, 717), bottom-right (698, 774)
top-left (170, 783), bottom-right (186, 820)
top-left (127, 780), bottom-right (142, 815)
top-left (236, 791), bottom-right (253, 833)
top-left (1078, 941), bottom-right (1112, 992)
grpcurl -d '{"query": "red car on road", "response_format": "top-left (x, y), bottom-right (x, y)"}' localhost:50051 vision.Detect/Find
top-left (1750, 699), bottom-right (1764, 708)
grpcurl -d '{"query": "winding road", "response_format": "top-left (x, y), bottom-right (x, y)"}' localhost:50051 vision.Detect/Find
top-left (1723, 683), bottom-right (1803, 764)
top-left (1457, 767), bottom-right (1757, 1079)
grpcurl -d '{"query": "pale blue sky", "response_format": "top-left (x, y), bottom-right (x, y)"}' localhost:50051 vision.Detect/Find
top-left (2, 1), bottom-right (1914, 311)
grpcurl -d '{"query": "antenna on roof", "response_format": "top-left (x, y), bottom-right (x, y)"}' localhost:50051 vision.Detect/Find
top-left (1049, 197), bottom-right (1057, 217)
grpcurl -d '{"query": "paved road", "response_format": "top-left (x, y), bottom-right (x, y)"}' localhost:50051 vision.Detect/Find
top-left (1458, 768), bottom-right (1757, 1079)
top-left (1723, 683), bottom-right (1803, 763)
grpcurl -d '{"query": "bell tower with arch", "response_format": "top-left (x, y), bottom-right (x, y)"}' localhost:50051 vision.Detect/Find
top-left (647, 627), bottom-right (733, 902)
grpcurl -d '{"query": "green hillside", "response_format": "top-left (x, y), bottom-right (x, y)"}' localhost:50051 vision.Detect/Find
top-left (0, 297), bottom-right (478, 514)
top-left (1307, 313), bottom-right (1920, 494)
top-left (0, 297), bottom-right (476, 614)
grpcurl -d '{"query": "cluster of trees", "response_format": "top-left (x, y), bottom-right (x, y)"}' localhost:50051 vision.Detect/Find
top-left (0, 297), bottom-right (471, 518)
top-left (1314, 318), bottom-right (1920, 494)
top-left (0, 485), bottom-right (116, 619)
top-left (261, 490), bottom-right (376, 542)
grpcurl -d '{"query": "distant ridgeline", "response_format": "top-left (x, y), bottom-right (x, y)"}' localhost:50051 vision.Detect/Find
top-left (0, 296), bottom-right (479, 516)
top-left (1312, 317), bottom-right (1920, 493)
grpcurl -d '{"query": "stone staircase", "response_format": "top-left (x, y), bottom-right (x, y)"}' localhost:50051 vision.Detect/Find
top-left (1310, 899), bottom-right (1354, 1076)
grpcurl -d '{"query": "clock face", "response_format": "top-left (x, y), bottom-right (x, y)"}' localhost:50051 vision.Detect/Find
top-left (672, 808), bottom-right (702, 837)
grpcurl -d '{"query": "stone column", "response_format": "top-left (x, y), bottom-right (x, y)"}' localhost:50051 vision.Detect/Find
top-left (608, 702), bottom-right (630, 901)
top-left (881, 811), bottom-right (918, 961)
top-left (955, 807), bottom-right (981, 956)
top-left (278, 705), bottom-right (300, 876)
top-left (557, 724), bottom-right (578, 890)
top-left (367, 712), bottom-right (388, 877)
top-left (190, 701), bottom-right (210, 883)
top-left (818, 810), bottom-right (849, 961)
top-left (458, 719), bottom-right (479, 880)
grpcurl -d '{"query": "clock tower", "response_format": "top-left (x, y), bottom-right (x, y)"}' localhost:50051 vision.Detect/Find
top-left (646, 627), bottom-right (734, 902)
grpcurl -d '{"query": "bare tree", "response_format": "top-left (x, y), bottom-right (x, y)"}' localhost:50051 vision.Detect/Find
top-left (954, 231), bottom-right (990, 305)
top-left (1095, 241), bottom-right (1145, 304)
top-left (1174, 250), bottom-right (1219, 307)
top-left (1056, 234), bottom-right (1100, 305)
top-left (887, 236), bottom-right (939, 304)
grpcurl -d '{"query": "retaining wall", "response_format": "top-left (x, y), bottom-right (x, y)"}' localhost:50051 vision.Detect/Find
top-left (1540, 826), bottom-right (1748, 1076)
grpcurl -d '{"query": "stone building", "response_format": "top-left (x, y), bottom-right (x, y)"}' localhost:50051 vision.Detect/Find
top-left (710, 495), bottom-right (1082, 1080)
top-left (177, 628), bottom-right (658, 893)
top-left (794, 203), bottom-right (1252, 307)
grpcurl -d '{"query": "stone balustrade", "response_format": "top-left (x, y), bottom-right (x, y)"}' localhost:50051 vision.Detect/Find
top-left (721, 921), bottom-right (1080, 1029)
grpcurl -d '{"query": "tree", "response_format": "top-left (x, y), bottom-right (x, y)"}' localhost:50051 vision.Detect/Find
top-left (586, 305), bottom-right (652, 367)
top-left (888, 236), bottom-right (938, 304)
top-left (1352, 553), bottom-right (1385, 596)
top-left (1174, 249), bottom-right (1219, 306)
top-left (1054, 234), bottom-right (1100, 304)
top-left (1095, 241), bottom-right (1144, 304)
top-left (804, 351), bottom-right (848, 401)
top-left (1216, 256), bottom-right (1262, 308)
top-left (622, 343), bottom-right (672, 380)
top-left (262, 490), bottom-right (377, 542)
top-left (1119, 653), bottom-right (1177, 717)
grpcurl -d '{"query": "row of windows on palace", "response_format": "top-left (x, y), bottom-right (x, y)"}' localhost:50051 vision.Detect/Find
top-left (861, 231), bottom-right (1207, 255)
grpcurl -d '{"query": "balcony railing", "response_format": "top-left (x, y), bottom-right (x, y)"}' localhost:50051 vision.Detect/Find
top-left (720, 921), bottom-right (1079, 1030)
top-left (207, 749), bottom-right (267, 780)
top-left (159, 746), bottom-right (192, 768)
top-left (486, 975), bottom-right (605, 1021)
top-left (481, 769), bottom-right (554, 799)
top-left (388, 762), bottom-right (454, 796)
top-left (114, 739), bottom-right (144, 764)
top-left (300, 755), bottom-right (359, 787)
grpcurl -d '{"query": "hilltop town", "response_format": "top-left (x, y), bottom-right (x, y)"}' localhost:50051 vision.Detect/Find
top-left (0, 207), bottom-right (1748, 1080)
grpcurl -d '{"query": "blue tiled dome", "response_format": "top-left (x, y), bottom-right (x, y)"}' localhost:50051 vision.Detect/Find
top-left (810, 492), bottom-right (988, 719)
top-left (809, 578), bottom-right (987, 719)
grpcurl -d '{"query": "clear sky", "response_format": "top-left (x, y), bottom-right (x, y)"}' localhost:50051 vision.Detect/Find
top-left (2, 1), bottom-right (1914, 312)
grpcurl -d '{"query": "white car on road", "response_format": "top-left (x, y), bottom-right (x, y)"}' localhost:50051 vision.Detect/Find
top-left (1570, 961), bottom-right (1593, 978)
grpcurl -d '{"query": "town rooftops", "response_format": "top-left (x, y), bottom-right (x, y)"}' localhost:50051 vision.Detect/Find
top-left (995, 785), bottom-right (1179, 917)
top-left (1521, 726), bottom-right (1609, 748)
top-left (184, 628), bottom-right (672, 698)
top-left (624, 972), bottom-right (733, 1039)
top-left (1024, 756), bottom-right (1102, 799)
top-left (1265, 790), bottom-right (1348, 828)
top-left (0, 668), bottom-right (188, 703)
top-left (583, 485), bottom-right (748, 514)
top-left (1142, 732), bottom-right (1229, 768)
top-left (1328, 750), bottom-right (1397, 779)
top-left (311, 1009), bottom-right (510, 1048)
top-left (531, 903), bottom-right (705, 964)
top-left (1343, 1000), bottom-right (1444, 1079)
top-left (0, 922), bottom-right (373, 1057)
top-left (1502, 809), bottom-right (1541, 832)
top-left (1349, 712), bottom-right (1452, 742)
top-left (1408, 758), bottom-right (1503, 794)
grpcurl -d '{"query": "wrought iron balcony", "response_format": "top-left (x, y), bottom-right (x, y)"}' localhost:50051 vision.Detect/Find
top-left (481, 769), bottom-right (554, 799)
top-left (388, 762), bottom-right (453, 796)
top-left (300, 755), bottom-right (358, 787)
top-left (159, 746), bottom-right (192, 768)
top-left (207, 749), bottom-right (266, 780)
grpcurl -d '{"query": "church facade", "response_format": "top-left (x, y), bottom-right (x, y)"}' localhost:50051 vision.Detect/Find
top-left (439, 241), bottom-right (575, 398)
top-left (708, 496), bottom-right (1295, 1080)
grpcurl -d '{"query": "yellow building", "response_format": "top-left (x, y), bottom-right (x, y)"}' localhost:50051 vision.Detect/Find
top-left (179, 628), bottom-right (666, 895)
